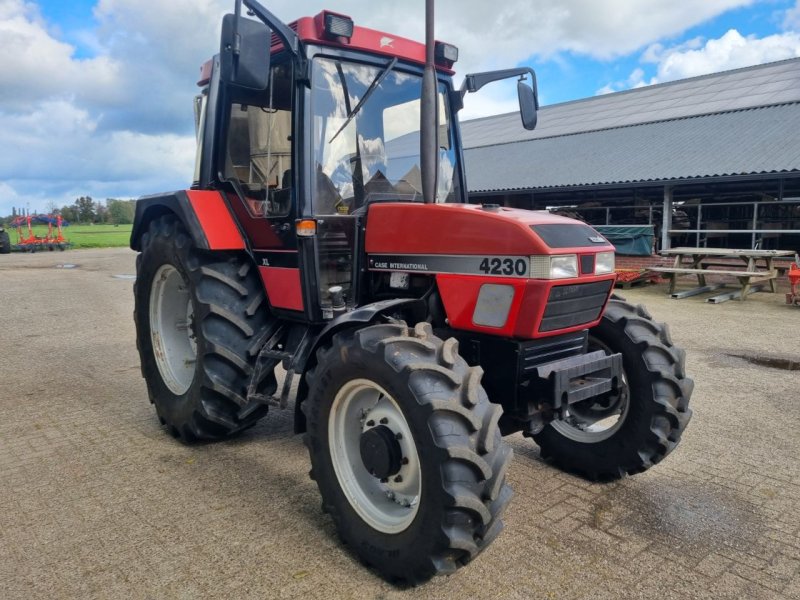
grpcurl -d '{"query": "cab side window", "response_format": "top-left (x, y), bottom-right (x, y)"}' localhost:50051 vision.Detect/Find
top-left (225, 62), bottom-right (294, 217)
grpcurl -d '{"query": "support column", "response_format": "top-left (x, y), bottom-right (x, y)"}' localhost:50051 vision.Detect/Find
top-left (661, 185), bottom-right (673, 252)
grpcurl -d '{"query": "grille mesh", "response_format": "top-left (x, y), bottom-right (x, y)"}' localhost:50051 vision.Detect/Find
top-left (540, 280), bottom-right (613, 332)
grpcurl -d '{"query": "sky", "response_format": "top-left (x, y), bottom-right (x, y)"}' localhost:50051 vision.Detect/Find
top-left (2, 0), bottom-right (800, 216)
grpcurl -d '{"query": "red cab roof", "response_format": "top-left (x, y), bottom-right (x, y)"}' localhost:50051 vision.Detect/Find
top-left (199, 10), bottom-right (455, 86)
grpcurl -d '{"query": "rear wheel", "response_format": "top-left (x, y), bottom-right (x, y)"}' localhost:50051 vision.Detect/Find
top-left (303, 322), bottom-right (512, 584)
top-left (133, 214), bottom-right (274, 441)
top-left (532, 298), bottom-right (693, 480)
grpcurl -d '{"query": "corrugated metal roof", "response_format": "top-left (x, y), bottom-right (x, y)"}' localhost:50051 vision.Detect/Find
top-left (464, 103), bottom-right (800, 192)
top-left (461, 57), bottom-right (800, 149)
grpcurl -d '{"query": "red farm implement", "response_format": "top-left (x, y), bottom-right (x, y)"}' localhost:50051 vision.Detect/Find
top-left (11, 215), bottom-right (70, 252)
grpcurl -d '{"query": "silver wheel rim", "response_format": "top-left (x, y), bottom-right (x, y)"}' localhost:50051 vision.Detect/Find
top-left (551, 390), bottom-right (629, 442)
top-left (149, 264), bottom-right (197, 395)
top-left (551, 340), bottom-right (630, 443)
top-left (329, 379), bottom-right (422, 534)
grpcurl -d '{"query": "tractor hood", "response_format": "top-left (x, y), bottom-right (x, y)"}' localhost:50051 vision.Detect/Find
top-left (364, 202), bottom-right (615, 256)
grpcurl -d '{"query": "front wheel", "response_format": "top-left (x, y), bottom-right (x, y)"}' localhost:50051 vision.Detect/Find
top-left (303, 322), bottom-right (512, 584)
top-left (532, 298), bottom-right (693, 480)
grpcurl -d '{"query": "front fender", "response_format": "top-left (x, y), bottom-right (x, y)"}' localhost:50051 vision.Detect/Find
top-left (293, 297), bottom-right (426, 433)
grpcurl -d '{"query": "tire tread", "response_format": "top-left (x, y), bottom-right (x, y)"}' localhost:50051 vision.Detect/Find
top-left (133, 214), bottom-right (274, 441)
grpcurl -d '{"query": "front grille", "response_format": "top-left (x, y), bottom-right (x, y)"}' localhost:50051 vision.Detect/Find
top-left (540, 280), bottom-right (613, 332)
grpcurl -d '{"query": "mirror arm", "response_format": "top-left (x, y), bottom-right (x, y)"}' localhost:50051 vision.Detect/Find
top-left (459, 67), bottom-right (538, 104)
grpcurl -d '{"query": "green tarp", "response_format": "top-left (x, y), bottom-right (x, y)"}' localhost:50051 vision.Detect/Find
top-left (594, 225), bottom-right (655, 256)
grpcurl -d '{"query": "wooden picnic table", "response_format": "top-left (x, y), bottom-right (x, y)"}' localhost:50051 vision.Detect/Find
top-left (651, 247), bottom-right (795, 301)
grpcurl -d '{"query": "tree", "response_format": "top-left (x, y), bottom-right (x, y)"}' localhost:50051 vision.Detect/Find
top-left (107, 199), bottom-right (136, 225)
top-left (74, 196), bottom-right (96, 223)
top-left (61, 205), bottom-right (77, 224)
top-left (94, 203), bottom-right (108, 224)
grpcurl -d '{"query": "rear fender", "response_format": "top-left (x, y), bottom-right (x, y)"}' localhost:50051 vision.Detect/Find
top-left (130, 189), bottom-right (247, 252)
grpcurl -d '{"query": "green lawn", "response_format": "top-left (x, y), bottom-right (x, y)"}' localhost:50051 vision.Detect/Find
top-left (8, 223), bottom-right (133, 249)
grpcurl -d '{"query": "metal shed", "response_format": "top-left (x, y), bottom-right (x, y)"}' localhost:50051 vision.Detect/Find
top-left (462, 57), bottom-right (800, 251)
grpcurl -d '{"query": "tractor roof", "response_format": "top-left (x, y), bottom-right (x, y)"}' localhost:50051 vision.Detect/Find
top-left (199, 10), bottom-right (456, 86)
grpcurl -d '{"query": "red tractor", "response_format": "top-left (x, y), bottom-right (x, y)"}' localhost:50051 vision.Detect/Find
top-left (131, 0), bottom-right (692, 584)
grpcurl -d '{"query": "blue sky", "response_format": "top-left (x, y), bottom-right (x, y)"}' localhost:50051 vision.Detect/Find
top-left (2, 0), bottom-right (800, 215)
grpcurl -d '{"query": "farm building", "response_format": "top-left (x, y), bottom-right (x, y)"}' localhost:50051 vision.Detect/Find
top-left (462, 57), bottom-right (800, 256)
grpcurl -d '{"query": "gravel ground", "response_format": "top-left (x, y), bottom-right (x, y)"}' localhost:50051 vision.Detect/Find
top-left (1, 247), bottom-right (798, 599)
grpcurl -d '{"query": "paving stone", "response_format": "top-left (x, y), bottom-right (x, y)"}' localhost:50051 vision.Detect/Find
top-left (2, 249), bottom-right (799, 599)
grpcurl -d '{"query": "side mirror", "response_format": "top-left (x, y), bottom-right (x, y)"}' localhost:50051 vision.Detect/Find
top-left (518, 79), bottom-right (538, 130)
top-left (458, 67), bottom-right (540, 131)
top-left (220, 13), bottom-right (271, 90)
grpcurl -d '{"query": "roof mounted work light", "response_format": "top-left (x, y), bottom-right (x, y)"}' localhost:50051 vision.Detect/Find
top-left (434, 41), bottom-right (458, 65)
top-left (324, 12), bottom-right (354, 40)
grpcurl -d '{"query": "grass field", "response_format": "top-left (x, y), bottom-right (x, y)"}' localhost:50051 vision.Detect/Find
top-left (8, 224), bottom-right (133, 249)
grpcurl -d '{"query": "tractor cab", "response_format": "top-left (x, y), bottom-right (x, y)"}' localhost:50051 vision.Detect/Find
top-left (192, 4), bottom-right (537, 322)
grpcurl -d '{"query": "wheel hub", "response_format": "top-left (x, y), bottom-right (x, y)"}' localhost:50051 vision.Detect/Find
top-left (568, 382), bottom-right (627, 425)
top-left (360, 425), bottom-right (403, 479)
top-left (329, 379), bottom-right (422, 533)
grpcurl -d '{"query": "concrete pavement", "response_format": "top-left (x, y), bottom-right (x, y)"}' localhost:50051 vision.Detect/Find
top-left (1, 248), bottom-right (798, 599)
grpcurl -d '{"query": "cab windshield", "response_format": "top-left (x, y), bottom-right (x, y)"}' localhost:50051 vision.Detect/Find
top-left (310, 56), bottom-right (459, 215)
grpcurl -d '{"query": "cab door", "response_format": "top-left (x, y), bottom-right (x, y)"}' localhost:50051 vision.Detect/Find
top-left (221, 60), bottom-right (305, 314)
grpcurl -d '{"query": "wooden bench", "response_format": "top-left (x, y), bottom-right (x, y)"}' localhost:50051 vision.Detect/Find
top-left (656, 248), bottom-right (794, 300)
top-left (651, 266), bottom-right (776, 297)
top-left (651, 268), bottom-right (767, 276)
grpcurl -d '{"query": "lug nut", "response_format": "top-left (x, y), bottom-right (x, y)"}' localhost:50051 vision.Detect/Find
top-left (401, 457), bottom-right (409, 465)
top-left (379, 417), bottom-right (388, 425)
top-left (366, 420), bottom-right (375, 427)
top-left (394, 475), bottom-right (403, 483)
top-left (395, 432), bottom-right (403, 440)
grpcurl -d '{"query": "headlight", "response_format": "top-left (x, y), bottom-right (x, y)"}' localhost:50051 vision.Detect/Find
top-left (595, 251), bottom-right (615, 274)
top-left (530, 254), bottom-right (578, 279)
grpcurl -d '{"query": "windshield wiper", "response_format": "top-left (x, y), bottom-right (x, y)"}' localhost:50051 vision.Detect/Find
top-left (329, 57), bottom-right (398, 143)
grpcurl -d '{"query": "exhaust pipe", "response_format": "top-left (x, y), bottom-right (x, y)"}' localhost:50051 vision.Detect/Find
top-left (420, 0), bottom-right (438, 204)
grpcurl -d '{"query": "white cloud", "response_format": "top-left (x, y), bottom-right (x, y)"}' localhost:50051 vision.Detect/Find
top-left (596, 83), bottom-right (616, 95)
top-left (294, 0), bottom-right (755, 67)
top-left (0, 0), bottom-right (767, 214)
top-left (596, 66), bottom-right (651, 95)
top-left (460, 93), bottom-right (523, 122)
top-left (647, 29), bottom-right (800, 82)
top-left (784, 0), bottom-right (800, 29)
top-left (0, 181), bottom-right (25, 217)
top-left (599, 28), bottom-right (800, 94)
top-left (651, 29), bottom-right (800, 78)
top-left (0, 99), bottom-right (195, 216)
top-left (0, 1), bottom-right (121, 112)
top-left (83, 0), bottom-right (761, 106)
